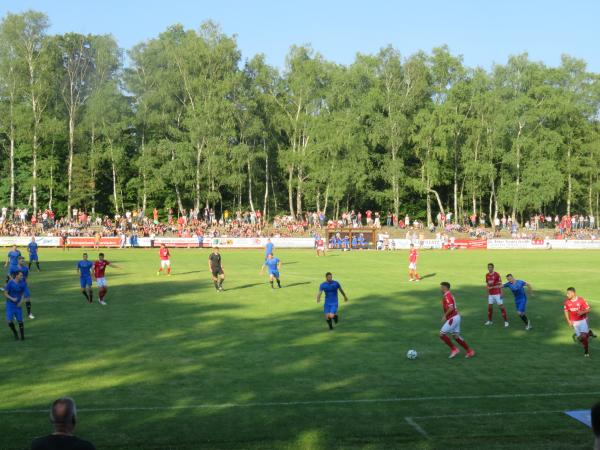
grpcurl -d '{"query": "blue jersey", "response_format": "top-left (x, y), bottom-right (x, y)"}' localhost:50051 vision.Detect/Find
top-left (15, 265), bottom-right (29, 281)
top-left (5, 278), bottom-right (25, 302)
top-left (265, 242), bottom-right (274, 256)
top-left (28, 242), bottom-right (38, 256)
top-left (264, 257), bottom-right (280, 274)
top-left (503, 280), bottom-right (528, 301)
top-left (320, 280), bottom-right (341, 303)
top-left (7, 250), bottom-right (21, 267)
top-left (77, 260), bottom-right (93, 277)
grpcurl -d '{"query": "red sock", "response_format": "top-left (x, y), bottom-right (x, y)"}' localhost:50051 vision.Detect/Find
top-left (167, 267), bottom-right (171, 274)
top-left (581, 334), bottom-right (589, 353)
top-left (99, 287), bottom-right (106, 300)
top-left (158, 268), bottom-right (162, 272)
top-left (501, 307), bottom-right (508, 321)
top-left (454, 336), bottom-right (471, 352)
top-left (440, 334), bottom-right (456, 350)
top-left (415, 273), bottom-right (420, 280)
top-left (487, 305), bottom-right (493, 321)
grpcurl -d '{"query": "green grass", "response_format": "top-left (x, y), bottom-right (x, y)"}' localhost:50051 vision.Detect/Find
top-left (1, 248), bottom-right (599, 449)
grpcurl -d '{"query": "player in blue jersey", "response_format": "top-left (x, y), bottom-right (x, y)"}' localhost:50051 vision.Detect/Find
top-left (317, 272), bottom-right (348, 330)
top-left (502, 274), bottom-right (533, 330)
top-left (265, 239), bottom-right (274, 260)
top-left (27, 237), bottom-right (41, 271)
top-left (77, 253), bottom-right (94, 304)
top-left (15, 257), bottom-right (34, 319)
top-left (5, 245), bottom-right (21, 276)
top-left (4, 271), bottom-right (26, 340)
top-left (261, 253), bottom-right (282, 289)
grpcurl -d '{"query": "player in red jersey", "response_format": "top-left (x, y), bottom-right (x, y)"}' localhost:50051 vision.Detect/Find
top-left (157, 243), bottom-right (171, 276)
top-left (316, 236), bottom-right (325, 257)
top-left (408, 244), bottom-right (420, 282)
top-left (92, 253), bottom-right (120, 306)
top-left (439, 282), bottom-right (475, 359)
top-left (563, 287), bottom-right (596, 357)
top-left (485, 263), bottom-right (509, 327)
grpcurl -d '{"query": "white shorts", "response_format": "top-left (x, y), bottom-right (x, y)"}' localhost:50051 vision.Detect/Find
top-left (317, 246), bottom-right (324, 251)
top-left (96, 277), bottom-right (107, 288)
top-left (488, 294), bottom-right (503, 305)
top-left (408, 262), bottom-right (417, 270)
top-left (161, 260), bottom-right (171, 268)
top-left (441, 315), bottom-right (461, 334)
top-left (572, 319), bottom-right (589, 337)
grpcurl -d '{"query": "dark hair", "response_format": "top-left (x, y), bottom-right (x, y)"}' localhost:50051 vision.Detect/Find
top-left (99, 253), bottom-right (104, 257)
top-left (83, 253), bottom-right (87, 256)
top-left (50, 397), bottom-right (77, 425)
top-left (487, 263), bottom-right (494, 267)
top-left (506, 273), bottom-right (513, 278)
top-left (325, 272), bottom-right (332, 277)
top-left (567, 287), bottom-right (576, 293)
top-left (592, 401), bottom-right (600, 438)
top-left (440, 282), bottom-right (451, 289)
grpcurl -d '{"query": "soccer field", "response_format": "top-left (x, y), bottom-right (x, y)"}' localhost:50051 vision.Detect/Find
top-left (1, 248), bottom-right (598, 449)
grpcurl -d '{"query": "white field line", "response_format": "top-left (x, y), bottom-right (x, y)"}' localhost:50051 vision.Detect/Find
top-left (405, 416), bottom-right (430, 439)
top-left (1, 391), bottom-right (598, 415)
top-left (412, 409), bottom-right (565, 420)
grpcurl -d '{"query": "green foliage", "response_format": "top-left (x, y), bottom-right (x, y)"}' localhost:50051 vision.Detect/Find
top-left (0, 11), bottom-right (599, 222)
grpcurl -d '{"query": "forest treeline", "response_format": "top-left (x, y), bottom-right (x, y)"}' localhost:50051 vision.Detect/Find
top-left (1, 11), bottom-right (599, 224)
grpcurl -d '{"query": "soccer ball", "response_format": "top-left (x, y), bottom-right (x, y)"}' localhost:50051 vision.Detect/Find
top-left (406, 349), bottom-right (418, 360)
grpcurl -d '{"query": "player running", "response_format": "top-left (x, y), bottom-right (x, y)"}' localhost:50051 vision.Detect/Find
top-left (77, 253), bottom-right (94, 304)
top-left (485, 263), bottom-right (509, 327)
top-left (5, 245), bottom-right (21, 276)
top-left (261, 253), bottom-right (281, 289)
top-left (408, 244), bottom-right (420, 281)
top-left (27, 237), bottom-right (40, 271)
top-left (316, 236), bottom-right (326, 257)
top-left (503, 274), bottom-right (533, 330)
top-left (4, 272), bottom-right (26, 340)
top-left (209, 247), bottom-right (225, 291)
top-left (157, 243), bottom-right (171, 276)
top-left (439, 282), bottom-right (475, 359)
top-left (317, 272), bottom-right (348, 331)
top-left (265, 239), bottom-right (274, 260)
top-left (563, 287), bottom-right (595, 357)
top-left (93, 253), bottom-right (120, 306)
top-left (15, 257), bottom-right (34, 319)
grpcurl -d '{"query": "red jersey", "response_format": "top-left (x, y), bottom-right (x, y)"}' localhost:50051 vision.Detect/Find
top-left (159, 247), bottom-right (170, 260)
top-left (317, 239), bottom-right (324, 247)
top-left (409, 249), bottom-right (418, 263)
top-left (486, 271), bottom-right (502, 295)
top-left (93, 260), bottom-right (110, 278)
top-left (564, 296), bottom-right (590, 322)
top-left (442, 291), bottom-right (458, 320)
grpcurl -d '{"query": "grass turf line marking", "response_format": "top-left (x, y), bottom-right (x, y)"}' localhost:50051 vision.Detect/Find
top-left (405, 416), bottom-right (430, 439)
top-left (2, 391), bottom-right (600, 414)
top-left (412, 409), bottom-right (565, 420)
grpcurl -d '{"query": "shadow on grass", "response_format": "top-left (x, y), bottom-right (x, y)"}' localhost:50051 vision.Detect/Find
top-left (1, 261), bottom-right (597, 450)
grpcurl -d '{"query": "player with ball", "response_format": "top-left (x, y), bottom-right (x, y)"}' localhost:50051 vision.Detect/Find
top-left (439, 281), bottom-right (475, 359)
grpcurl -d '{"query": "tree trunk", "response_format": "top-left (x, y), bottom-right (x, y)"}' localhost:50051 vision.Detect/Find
top-left (9, 136), bottom-right (15, 210)
top-left (263, 142), bottom-right (269, 218)
top-left (323, 183), bottom-right (330, 216)
top-left (248, 158), bottom-right (255, 213)
top-left (392, 148), bottom-right (399, 217)
top-left (67, 113), bottom-right (75, 218)
top-left (566, 146), bottom-right (572, 216)
top-left (195, 141), bottom-right (203, 213)
top-left (512, 123), bottom-right (523, 222)
top-left (426, 192), bottom-right (432, 227)
top-left (428, 189), bottom-right (445, 215)
top-left (296, 174), bottom-right (303, 217)
top-left (287, 167), bottom-right (295, 216)
top-left (453, 168), bottom-right (458, 223)
top-left (110, 145), bottom-right (119, 214)
top-left (32, 128), bottom-right (38, 215)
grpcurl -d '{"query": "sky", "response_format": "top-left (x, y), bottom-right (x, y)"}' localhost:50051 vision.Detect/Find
top-left (1, 0), bottom-right (599, 72)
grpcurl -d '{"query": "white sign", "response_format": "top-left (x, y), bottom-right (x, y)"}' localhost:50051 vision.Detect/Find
top-left (0, 236), bottom-right (61, 247)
